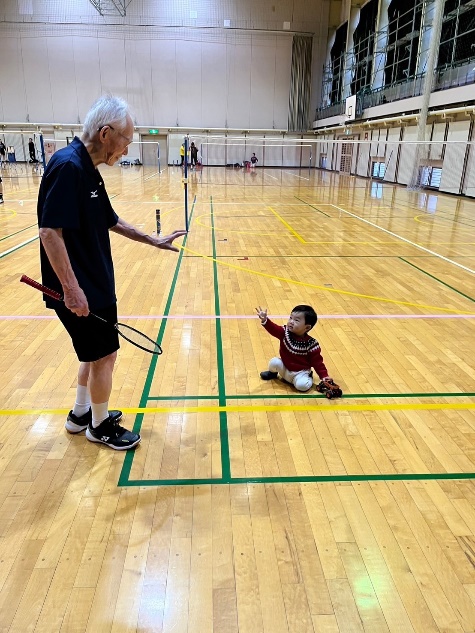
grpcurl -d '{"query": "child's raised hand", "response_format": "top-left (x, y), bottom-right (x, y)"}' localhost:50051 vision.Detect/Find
top-left (255, 306), bottom-right (268, 322)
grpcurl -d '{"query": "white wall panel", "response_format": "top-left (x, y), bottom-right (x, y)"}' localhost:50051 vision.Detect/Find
top-left (264, 139), bottom-right (283, 166)
top-left (125, 39), bottom-right (153, 126)
top-left (356, 141), bottom-right (370, 177)
top-left (383, 127), bottom-right (400, 183)
top-left (226, 44), bottom-right (251, 129)
top-left (151, 39), bottom-right (178, 127)
top-left (47, 37), bottom-right (77, 124)
top-left (398, 126), bottom-right (418, 186)
top-left (22, 36), bottom-right (53, 122)
top-left (282, 140), bottom-right (302, 167)
top-left (73, 37), bottom-right (102, 122)
top-left (430, 122), bottom-right (446, 161)
top-left (0, 36), bottom-right (26, 121)
top-left (301, 143), bottom-right (311, 169)
top-left (226, 138), bottom-right (246, 164)
top-left (177, 41), bottom-right (202, 128)
top-left (250, 37), bottom-right (278, 129)
top-left (462, 138), bottom-right (475, 198)
top-left (98, 39), bottom-right (127, 101)
top-left (440, 121), bottom-right (469, 194)
top-left (0, 27), bottom-right (292, 130)
top-left (273, 38), bottom-right (292, 129)
top-left (201, 42), bottom-right (227, 128)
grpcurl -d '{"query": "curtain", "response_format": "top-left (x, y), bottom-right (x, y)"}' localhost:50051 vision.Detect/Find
top-left (288, 35), bottom-right (313, 132)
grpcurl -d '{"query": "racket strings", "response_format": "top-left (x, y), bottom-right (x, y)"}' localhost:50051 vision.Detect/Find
top-left (116, 323), bottom-right (163, 355)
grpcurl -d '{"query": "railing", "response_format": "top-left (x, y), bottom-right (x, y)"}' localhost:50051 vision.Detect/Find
top-left (434, 61), bottom-right (475, 91)
top-left (314, 101), bottom-right (345, 121)
top-left (314, 60), bottom-right (475, 123)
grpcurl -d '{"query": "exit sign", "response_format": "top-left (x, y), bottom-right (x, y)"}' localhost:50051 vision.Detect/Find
top-left (149, 129), bottom-right (159, 134)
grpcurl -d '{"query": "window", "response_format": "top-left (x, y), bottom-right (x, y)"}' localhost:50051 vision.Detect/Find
top-left (419, 166), bottom-right (442, 188)
top-left (372, 161), bottom-right (386, 178)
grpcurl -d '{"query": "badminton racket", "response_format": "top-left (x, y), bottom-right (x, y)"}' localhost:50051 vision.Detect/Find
top-left (20, 274), bottom-right (163, 355)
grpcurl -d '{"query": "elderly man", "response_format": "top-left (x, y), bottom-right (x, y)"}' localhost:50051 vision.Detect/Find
top-left (37, 95), bottom-right (186, 449)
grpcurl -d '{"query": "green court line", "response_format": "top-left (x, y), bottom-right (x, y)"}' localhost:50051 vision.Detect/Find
top-left (121, 471), bottom-right (475, 487)
top-left (211, 195), bottom-right (231, 482)
top-left (294, 196), bottom-right (331, 217)
top-left (117, 208), bottom-right (475, 489)
top-left (147, 392), bottom-right (475, 401)
top-left (118, 196), bottom-right (197, 487)
top-left (148, 395), bottom-right (219, 400)
top-left (0, 235), bottom-right (38, 259)
top-left (0, 223), bottom-right (37, 242)
top-left (399, 258), bottom-right (475, 303)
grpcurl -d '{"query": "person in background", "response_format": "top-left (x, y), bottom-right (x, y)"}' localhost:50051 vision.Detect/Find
top-left (190, 141), bottom-right (198, 168)
top-left (29, 137), bottom-right (37, 163)
top-left (0, 140), bottom-right (6, 167)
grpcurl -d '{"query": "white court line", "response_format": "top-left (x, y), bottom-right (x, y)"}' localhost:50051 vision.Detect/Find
top-left (284, 171), bottom-right (309, 181)
top-left (0, 236), bottom-right (38, 258)
top-left (329, 204), bottom-right (475, 275)
top-left (143, 171), bottom-right (159, 181)
top-left (262, 171), bottom-right (279, 181)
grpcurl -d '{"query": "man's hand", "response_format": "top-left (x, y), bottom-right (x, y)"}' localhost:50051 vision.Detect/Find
top-left (255, 306), bottom-right (268, 322)
top-left (152, 230), bottom-right (188, 252)
top-left (63, 285), bottom-right (89, 317)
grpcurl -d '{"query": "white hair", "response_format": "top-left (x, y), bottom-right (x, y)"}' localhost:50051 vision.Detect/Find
top-left (82, 94), bottom-right (130, 140)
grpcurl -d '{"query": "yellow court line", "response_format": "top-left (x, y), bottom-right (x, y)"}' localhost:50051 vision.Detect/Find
top-left (0, 207), bottom-right (17, 219)
top-left (267, 206), bottom-right (307, 243)
top-left (2, 402), bottom-right (475, 416)
top-left (179, 244), bottom-right (473, 314)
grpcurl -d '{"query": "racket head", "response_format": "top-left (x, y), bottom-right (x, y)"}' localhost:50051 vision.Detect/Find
top-left (115, 322), bottom-right (163, 355)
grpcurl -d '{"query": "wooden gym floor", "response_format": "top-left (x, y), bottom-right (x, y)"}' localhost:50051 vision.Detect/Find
top-left (0, 163), bottom-right (475, 632)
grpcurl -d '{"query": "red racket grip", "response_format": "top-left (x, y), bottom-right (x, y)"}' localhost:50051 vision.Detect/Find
top-left (20, 274), bottom-right (63, 301)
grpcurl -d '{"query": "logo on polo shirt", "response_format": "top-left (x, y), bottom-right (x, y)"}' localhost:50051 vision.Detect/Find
top-left (90, 190), bottom-right (98, 198)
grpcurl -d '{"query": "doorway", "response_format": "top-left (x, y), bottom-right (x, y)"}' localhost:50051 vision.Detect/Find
top-left (140, 134), bottom-right (168, 170)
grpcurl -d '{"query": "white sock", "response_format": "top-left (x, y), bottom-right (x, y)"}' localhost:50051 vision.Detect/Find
top-left (72, 384), bottom-right (91, 417)
top-left (92, 402), bottom-right (109, 428)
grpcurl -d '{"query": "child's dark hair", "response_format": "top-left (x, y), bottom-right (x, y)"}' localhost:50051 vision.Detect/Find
top-left (292, 305), bottom-right (317, 328)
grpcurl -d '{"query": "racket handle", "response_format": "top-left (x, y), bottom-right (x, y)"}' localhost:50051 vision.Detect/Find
top-left (20, 274), bottom-right (63, 301)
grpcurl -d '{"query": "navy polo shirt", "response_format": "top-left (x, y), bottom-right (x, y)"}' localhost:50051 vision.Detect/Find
top-left (37, 137), bottom-right (119, 311)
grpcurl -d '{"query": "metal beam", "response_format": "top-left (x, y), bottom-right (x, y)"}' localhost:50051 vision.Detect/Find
top-left (89, 0), bottom-right (133, 17)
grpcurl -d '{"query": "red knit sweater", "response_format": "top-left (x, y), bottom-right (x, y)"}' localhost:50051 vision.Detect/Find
top-left (262, 318), bottom-right (329, 379)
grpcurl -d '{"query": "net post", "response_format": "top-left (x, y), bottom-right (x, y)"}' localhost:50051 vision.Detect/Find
top-left (156, 208), bottom-right (161, 235)
top-left (184, 136), bottom-right (189, 232)
top-left (39, 133), bottom-right (46, 171)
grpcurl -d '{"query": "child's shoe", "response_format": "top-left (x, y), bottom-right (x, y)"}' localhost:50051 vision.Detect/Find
top-left (260, 371), bottom-right (278, 380)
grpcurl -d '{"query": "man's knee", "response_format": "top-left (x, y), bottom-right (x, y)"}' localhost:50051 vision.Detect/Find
top-left (92, 351), bottom-right (117, 370)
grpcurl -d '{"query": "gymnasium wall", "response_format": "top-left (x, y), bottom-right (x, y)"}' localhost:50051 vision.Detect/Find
top-left (316, 118), bottom-right (475, 197)
top-left (0, 0), bottom-right (329, 130)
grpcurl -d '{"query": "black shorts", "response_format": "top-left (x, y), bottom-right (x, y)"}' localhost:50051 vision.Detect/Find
top-left (54, 303), bottom-right (120, 362)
